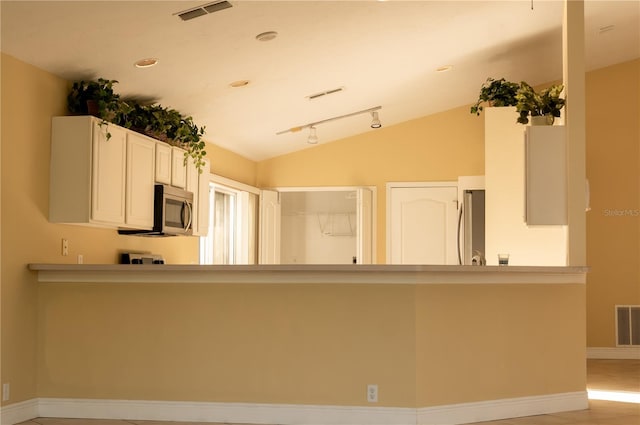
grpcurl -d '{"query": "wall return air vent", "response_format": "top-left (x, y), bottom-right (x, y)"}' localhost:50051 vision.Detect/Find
top-left (616, 305), bottom-right (640, 346)
top-left (176, 1), bottom-right (232, 21)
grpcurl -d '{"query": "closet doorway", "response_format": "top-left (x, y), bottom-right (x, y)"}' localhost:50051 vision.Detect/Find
top-left (260, 187), bottom-right (375, 264)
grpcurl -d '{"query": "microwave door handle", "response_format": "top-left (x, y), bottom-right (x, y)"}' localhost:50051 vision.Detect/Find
top-left (183, 200), bottom-right (193, 231)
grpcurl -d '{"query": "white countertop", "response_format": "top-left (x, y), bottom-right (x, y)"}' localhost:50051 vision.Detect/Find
top-left (28, 264), bottom-right (588, 284)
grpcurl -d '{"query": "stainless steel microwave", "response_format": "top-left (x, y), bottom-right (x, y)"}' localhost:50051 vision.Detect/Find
top-left (119, 184), bottom-right (193, 237)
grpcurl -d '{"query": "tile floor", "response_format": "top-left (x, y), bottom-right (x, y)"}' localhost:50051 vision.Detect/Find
top-left (19, 359), bottom-right (640, 425)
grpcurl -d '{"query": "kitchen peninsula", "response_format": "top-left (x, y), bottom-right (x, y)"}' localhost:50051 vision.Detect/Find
top-left (29, 263), bottom-right (588, 425)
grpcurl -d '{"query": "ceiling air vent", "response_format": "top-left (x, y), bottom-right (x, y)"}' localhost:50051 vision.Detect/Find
top-left (307, 87), bottom-right (345, 101)
top-left (176, 1), bottom-right (232, 21)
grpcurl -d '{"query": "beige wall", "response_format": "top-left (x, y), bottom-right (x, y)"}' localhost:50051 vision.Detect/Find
top-left (256, 105), bottom-right (485, 263)
top-left (1, 53), bottom-right (69, 405)
top-left (0, 50), bottom-right (637, 410)
top-left (0, 53), bottom-right (255, 405)
top-left (256, 58), bottom-right (640, 348)
top-left (585, 58), bottom-right (640, 347)
top-left (37, 282), bottom-right (417, 406)
top-left (206, 142), bottom-right (257, 187)
top-left (36, 280), bottom-right (584, 408)
top-left (416, 284), bottom-right (586, 406)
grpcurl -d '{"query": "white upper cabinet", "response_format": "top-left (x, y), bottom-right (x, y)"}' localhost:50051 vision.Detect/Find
top-left (50, 116), bottom-right (209, 235)
top-left (484, 107), bottom-right (567, 266)
top-left (155, 142), bottom-right (172, 184)
top-left (186, 157), bottom-right (210, 237)
top-left (50, 116), bottom-right (126, 227)
top-left (125, 133), bottom-right (156, 229)
top-left (171, 147), bottom-right (187, 189)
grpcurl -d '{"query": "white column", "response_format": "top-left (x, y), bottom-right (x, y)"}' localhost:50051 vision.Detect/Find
top-left (563, 0), bottom-right (587, 266)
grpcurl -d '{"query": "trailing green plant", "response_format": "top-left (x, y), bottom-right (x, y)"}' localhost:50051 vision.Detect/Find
top-left (172, 115), bottom-right (207, 172)
top-left (112, 100), bottom-right (136, 129)
top-left (68, 78), bottom-right (121, 139)
top-left (470, 77), bottom-right (520, 116)
top-left (67, 78), bottom-right (207, 172)
top-left (67, 78), bottom-right (120, 117)
top-left (141, 105), bottom-right (207, 171)
top-left (515, 82), bottom-right (565, 125)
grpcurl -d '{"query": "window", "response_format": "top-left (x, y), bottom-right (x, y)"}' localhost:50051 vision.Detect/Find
top-left (211, 188), bottom-right (236, 264)
top-left (199, 175), bottom-right (259, 265)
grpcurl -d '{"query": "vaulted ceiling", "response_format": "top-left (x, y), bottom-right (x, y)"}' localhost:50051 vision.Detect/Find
top-left (2, 1), bottom-right (638, 160)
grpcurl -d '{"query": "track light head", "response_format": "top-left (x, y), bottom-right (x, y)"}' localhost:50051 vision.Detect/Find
top-left (370, 111), bottom-right (382, 128)
top-left (307, 126), bottom-right (319, 144)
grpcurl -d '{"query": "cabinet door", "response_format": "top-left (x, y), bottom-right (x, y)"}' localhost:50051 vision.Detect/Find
top-left (155, 142), bottom-right (172, 184)
top-left (188, 158), bottom-right (210, 237)
top-left (186, 155), bottom-right (200, 234)
top-left (126, 133), bottom-right (156, 229)
top-left (171, 147), bottom-right (187, 188)
top-left (525, 126), bottom-right (567, 225)
top-left (197, 158), bottom-right (211, 236)
top-left (91, 122), bottom-right (126, 225)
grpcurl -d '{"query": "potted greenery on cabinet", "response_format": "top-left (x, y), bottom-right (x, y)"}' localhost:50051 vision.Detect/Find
top-left (471, 78), bottom-right (566, 126)
top-left (67, 78), bottom-right (120, 118)
top-left (470, 77), bottom-right (520, 116)
top-left (67, 78), bottom-right (207, 172)
top-left (515, 82), bottom-right (565, 125)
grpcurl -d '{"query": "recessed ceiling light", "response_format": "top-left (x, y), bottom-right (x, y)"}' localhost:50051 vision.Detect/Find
top-left (229, 80), bottom-right (250, 88)
top-left (256, 31), bottom-right (278, 42)
top-left (134, 58), bottom-right (159, 68)
top-left (436, 65), bottom-right (453, 72)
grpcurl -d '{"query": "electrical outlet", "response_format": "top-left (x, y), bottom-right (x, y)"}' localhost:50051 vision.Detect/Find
top-left (367, 384), bottom-right (378, 403)
top-left (2, 383), bottom-right (10, 401)
top-left (62, 238), bottom-right (69, 256)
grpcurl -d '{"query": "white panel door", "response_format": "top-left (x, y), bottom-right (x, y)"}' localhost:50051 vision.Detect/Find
top-left (357, 188), bottom-right (373, 264)
top-left (259, 189), bottom-right (281, 264)
top-left (389, 186), bottom-right (458, 264)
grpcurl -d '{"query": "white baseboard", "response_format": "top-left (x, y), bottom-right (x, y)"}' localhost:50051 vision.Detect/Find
top-left (587, 347), bottom-right (640, 359)
top-left (38, 398), bottom-right (416, 425)
top-left (1, 392), bottom-right (589, 425)
top-left (417, 391), bottom-right (588, 425)
top-left (0, 398), bottom-right (39, 425)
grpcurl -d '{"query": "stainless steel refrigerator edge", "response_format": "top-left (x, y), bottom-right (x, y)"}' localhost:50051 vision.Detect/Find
top-left (457, 176), bottom-right (486, 265)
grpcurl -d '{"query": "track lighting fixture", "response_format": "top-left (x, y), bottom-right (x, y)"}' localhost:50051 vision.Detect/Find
top-left (370, 111), bottom-right (382, 128)
top-left (307, 126), bottom-right (318, 144)
top-left (277, 106), bottom-right (382, 144)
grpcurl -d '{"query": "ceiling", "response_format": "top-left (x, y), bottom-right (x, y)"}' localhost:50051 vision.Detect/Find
top-left (1, 1), bottom-right (638, 161)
